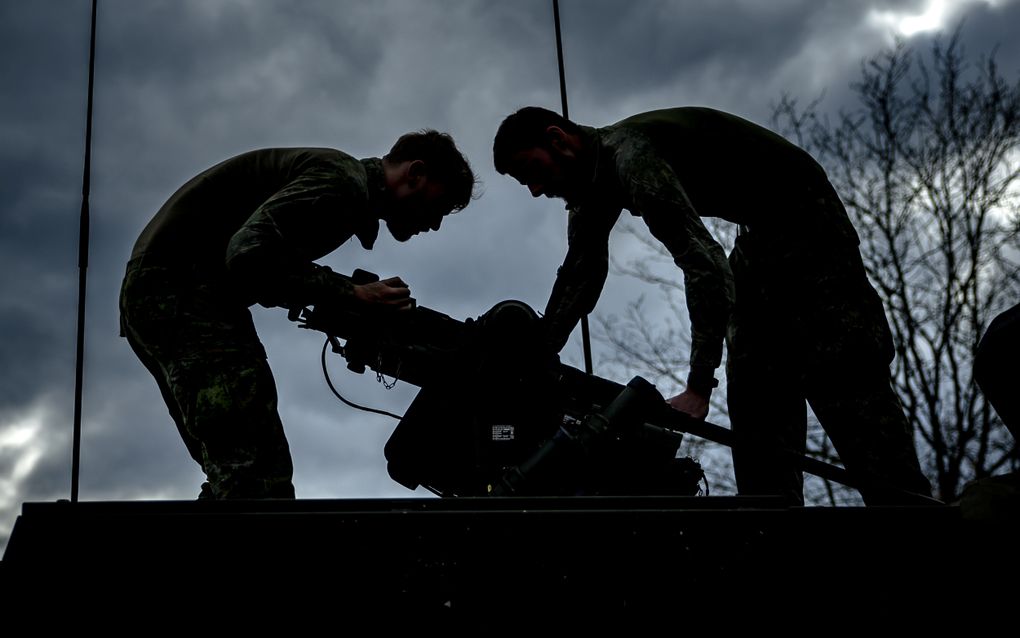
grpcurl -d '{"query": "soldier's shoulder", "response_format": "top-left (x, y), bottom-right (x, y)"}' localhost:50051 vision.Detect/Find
top-left (612, 106), bottom-right (715, 126)
top-left (290, 148), bottom-right (367, 183)
top-left (598, 124), bottom-right (660, 177)
top-left (224, 146), bottom-right (361, 175)
top-left (292, 147), bottom-right (361, 169)
top-left (271, 147), bottom-right (373, 200)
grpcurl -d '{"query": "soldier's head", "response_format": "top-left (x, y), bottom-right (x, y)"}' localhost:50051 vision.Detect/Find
top-left (493, 106), bottom-right (587, 202)
top-left (381, 130), bottom-right (477, 242)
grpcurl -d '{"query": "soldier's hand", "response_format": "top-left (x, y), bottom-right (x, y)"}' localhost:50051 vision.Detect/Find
top-left (667, 389), bottom-right (709, 420)
top-left (353, 276), bottom-right (414, 311)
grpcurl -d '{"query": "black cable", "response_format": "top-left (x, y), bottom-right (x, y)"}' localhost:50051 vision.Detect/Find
top-left (320, 338), bottom-right (403, 421)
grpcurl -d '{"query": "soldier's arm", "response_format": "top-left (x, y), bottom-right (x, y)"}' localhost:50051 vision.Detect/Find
top-left (225, 158), bottom-right (363, 309)
top-left (615, 137), bottom-right (734, 393)
top-left (543, 204), bottom-right (621, 352)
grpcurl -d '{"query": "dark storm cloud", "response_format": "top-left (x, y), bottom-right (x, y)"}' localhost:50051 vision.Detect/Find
top-left (557, 0), bottom-right (844, 93)
top-left (0, 306), bottom-right (73, 408)
top-left (0, 0), bottom-right (92, 311)
top-left (95, 2), bottom-right (382, 133)
top-left (547, 0), bottom-right (1019, 128)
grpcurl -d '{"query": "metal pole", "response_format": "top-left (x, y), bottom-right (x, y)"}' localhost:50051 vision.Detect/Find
top-left (552, 0), bottom-right (593, 375)
top-left (72, 0), bottom-right (98, 502)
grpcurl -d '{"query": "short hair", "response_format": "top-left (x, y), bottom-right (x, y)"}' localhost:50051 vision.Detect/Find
top-left (384, 129), bottom-right (477, 213)
top-left (493, 106), bottom-right (582, 175)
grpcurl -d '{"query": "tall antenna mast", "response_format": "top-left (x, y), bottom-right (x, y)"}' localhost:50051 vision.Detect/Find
top-left (72, 0), bottom-right (99, 502)
top-left (551, 0), bottom-right (593, 375)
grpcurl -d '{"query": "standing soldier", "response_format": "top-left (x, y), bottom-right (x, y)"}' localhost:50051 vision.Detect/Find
top-left (493, 106), bottom-right (930, 504)
top-left (121, 130), bottom-right (476, 499)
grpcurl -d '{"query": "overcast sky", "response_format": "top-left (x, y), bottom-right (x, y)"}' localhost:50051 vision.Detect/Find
top-left (2, 0), bottom-right (1018, 552)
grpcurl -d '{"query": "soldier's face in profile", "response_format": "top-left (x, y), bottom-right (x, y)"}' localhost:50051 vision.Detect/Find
top-left (508, 144), bottom-right (580, 202)
top-left (383, 180), bottom-right (448, 242)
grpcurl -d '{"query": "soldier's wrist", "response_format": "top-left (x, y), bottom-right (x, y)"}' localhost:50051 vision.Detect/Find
top-left (686, 366), bottom-right (719, 398)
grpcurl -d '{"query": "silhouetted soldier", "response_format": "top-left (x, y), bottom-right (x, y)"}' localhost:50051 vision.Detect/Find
top-left (975, 302), bottom-right (1020, 441)
top-left (121, 131), bottom-right (476, 499)
top-left (494, 106), bottom-right (930, 504)
top-left (959, 302), bottom-right (1020, 518)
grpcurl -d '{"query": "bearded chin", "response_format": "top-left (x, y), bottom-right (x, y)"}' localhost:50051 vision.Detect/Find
top-left (387, 223), bottom-right (413, 242)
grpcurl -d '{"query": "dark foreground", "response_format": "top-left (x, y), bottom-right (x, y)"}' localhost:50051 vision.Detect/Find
top-left (3, 494), bottom-right (1017, 624)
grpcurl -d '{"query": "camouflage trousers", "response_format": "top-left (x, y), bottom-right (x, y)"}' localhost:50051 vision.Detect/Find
top-left (725, 195), bottom-right (931, 505)
top-left (120, 257), bottom-right (295, 499)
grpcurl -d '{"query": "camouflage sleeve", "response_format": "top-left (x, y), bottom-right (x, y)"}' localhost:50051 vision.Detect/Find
top-left (543, 203), bottom-right (621, 352)
top-left (225, 157), bottom-right (362, 309)
top-left (615, 136), bottom-right (734, 378)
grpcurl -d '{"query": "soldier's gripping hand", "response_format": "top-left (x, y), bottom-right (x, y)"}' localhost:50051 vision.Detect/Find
top-left (353, 276), bottom-right (415, 311)
top-left (667, 389), bottom-right (709, 420)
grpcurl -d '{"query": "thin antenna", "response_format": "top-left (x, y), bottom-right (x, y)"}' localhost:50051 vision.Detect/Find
top-left (72, 0), bottom-right (98, 502)
top-left (552, 0), bottom-right (594, 375)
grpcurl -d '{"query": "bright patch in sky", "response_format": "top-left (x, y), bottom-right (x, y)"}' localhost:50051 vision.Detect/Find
top-left (0, 404), bottom-right (48, 532)
top-left (870, 0), bottom-right (1008, 36)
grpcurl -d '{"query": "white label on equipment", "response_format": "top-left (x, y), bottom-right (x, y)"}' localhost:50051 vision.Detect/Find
top-left (492, 425), bottom-right (515, 441)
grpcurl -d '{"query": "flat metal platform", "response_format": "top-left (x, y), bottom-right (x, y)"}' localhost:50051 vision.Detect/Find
top-left (2, 496), bottom-right (1015, 620)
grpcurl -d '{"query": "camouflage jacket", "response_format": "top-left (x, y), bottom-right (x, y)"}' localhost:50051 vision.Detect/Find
top-left (546, 107), bottom-right (858, 378)
top-left (130, 147), bottom-right (387, 308)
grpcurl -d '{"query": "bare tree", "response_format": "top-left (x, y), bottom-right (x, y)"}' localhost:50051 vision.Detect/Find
top-left (601, 219), bottom-right (854, 503)
top-left (596, 219), bottom-right (738, 496)
top-left (599, 30), bottom-right (1020, 502)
